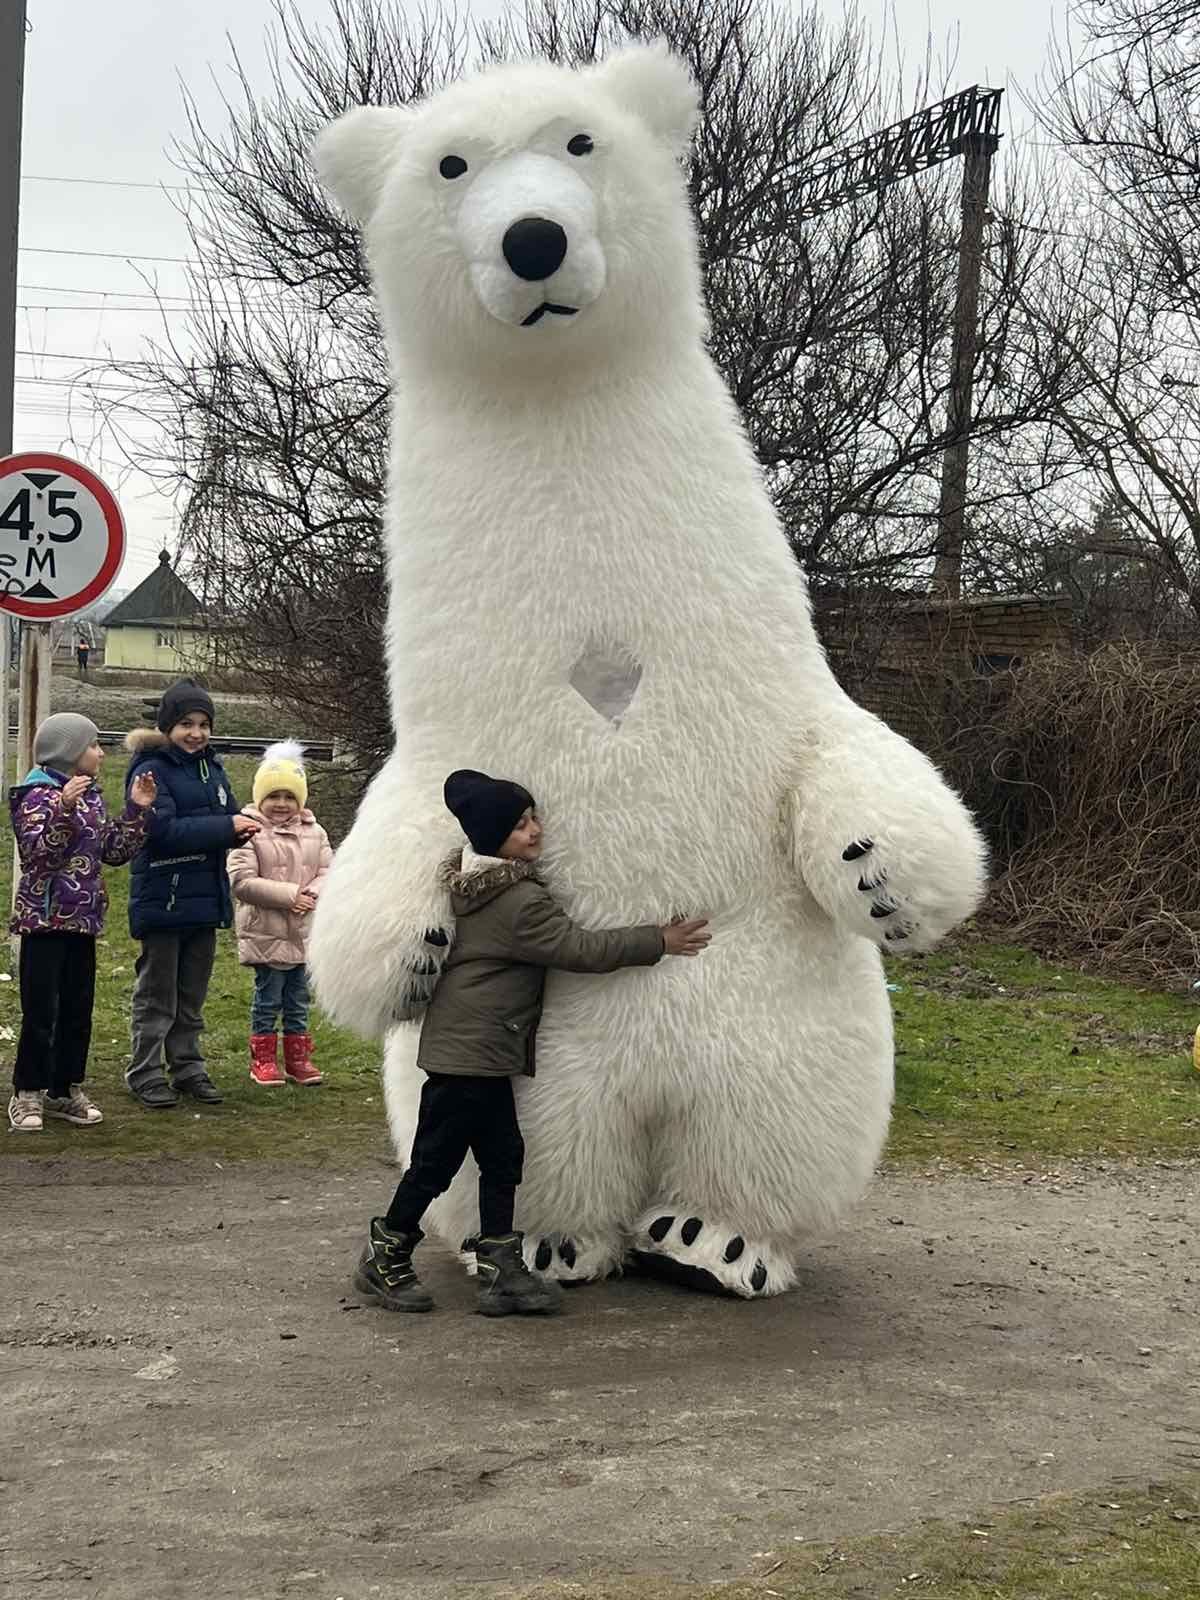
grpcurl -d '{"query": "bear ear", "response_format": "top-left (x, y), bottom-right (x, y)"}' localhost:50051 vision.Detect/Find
top-left (590, 40), bottom-right (700, 157)
top-left (311, 105), bottom-right (414, 223)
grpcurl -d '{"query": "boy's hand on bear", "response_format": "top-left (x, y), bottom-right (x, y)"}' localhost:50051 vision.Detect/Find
top-left (60, 774), bottom-right (93, 812)
top-left (661, 917), bottom-right (711, 957)
top-left (292, 890), bottom-right (317, 914)
top-left (232, 815), bottom-right (261, 837)
top-left (129, 772), bottom-right (157, 810)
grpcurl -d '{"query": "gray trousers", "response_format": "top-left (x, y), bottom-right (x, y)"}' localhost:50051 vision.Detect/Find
top-left (127, 929), bottom-right (218, 1090)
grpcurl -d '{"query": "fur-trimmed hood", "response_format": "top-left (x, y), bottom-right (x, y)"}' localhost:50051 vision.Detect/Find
top-left (438, 848), bottom-right (539, 913)
top-left (124, 726), bottom-right (227, 777)
top-left (124, 727), bottom-right (170, 756)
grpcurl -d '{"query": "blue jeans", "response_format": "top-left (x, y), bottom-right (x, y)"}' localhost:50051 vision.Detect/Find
top-left (251, 965), bottom-right (310, 1036)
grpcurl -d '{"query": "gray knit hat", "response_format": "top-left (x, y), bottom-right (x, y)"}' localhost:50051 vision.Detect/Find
top-left (33, 713), bottom-right (100, 775)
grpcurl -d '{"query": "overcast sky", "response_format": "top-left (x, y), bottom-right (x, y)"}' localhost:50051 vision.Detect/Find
top-left (15, 0), bottom-right (1062, 589)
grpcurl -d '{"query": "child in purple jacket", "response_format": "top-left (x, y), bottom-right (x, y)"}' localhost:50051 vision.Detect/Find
top-left (8, 714), bottom-right (157, 1133)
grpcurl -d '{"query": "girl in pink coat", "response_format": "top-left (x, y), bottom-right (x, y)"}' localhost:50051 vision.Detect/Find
top-left (228, 742), bottom-right (333, 1086)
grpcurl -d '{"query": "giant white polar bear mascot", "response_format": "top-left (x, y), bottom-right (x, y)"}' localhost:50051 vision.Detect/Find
top-left (309, 42), bottom-right (986, 1297)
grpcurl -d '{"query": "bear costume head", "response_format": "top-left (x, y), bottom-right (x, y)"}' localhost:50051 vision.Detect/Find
top-left (313, 43), bottom-right (703, 380)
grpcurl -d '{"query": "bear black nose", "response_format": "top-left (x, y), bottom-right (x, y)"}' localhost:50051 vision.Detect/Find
top-left (502, 217), bottom-right (568, 282)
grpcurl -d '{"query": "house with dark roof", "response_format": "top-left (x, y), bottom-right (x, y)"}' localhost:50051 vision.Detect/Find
top-left (102, 550), bottom-right (212, 674)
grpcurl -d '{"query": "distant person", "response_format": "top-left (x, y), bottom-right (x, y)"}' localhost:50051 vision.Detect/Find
top-left (8, 714), bottom-right (156, 1133)
top-left (229, 741), bottom-right (332, 1088)
top-left (123, 680), bottom-right (257, 1110)
top-left (75, 638), bottom-right (90, 680)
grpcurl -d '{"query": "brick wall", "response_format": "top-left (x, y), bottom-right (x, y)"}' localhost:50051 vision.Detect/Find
top-left (824, 593), bottom-right (1074, 747)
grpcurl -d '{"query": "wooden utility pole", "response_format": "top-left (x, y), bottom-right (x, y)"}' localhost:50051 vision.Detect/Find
top-left (0, 0), bottom-right (27, 798)
top-left (931, 131), bottom-right (999, 598)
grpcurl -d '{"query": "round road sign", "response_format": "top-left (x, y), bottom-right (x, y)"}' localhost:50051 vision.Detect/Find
top-left (0, 452), bottom-right (126, 621)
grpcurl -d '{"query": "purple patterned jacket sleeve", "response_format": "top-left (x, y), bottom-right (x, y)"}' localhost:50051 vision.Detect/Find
top-left (13, 786), bottom-right (82, 874)
top-left (100, 802), bottom-right (150, 866)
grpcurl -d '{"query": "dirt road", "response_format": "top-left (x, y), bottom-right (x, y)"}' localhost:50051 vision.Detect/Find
top-left (2, 1155), bottom-right (1196, 1600)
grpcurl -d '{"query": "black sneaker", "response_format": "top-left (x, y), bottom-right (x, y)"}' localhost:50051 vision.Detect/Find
top-left (177, 1075), bottom-right (223, 1104)
top-left (475, 1232), bottom-right (563, 1317)
top-left (129, 1078), bottom-right (179, 1110)
top-left (354, 1219), bottom-right (434, 1312)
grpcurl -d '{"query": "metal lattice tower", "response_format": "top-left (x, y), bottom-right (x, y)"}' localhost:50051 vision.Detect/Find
top-left (797, 87), bottom-right (1003, 220)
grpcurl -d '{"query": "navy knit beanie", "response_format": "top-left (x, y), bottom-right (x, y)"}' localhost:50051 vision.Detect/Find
top-left (444, 769), bottom-right (535, 856)
top-left (156, 678), bottom-right (215, 734)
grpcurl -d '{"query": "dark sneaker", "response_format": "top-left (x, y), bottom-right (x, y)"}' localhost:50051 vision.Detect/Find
top-left (178, 1075), bottom-right (223, 1104)
top-left (129, 1078), bottom-right (179, 1110)
top-left (44, 1086), bottom-right (103, 1126)
top-left (475, 1232), bottom-right (563, 1317)
top-left (353, 1219), bottom-right (434, 1312)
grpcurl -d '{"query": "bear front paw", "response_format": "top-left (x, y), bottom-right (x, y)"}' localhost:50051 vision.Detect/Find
top-left (841, 838), bottom-right (921, 946)
top-left (389, 929), bottom-right (453, 1024)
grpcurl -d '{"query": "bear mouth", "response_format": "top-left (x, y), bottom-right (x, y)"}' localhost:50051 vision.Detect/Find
top-left (521, 302), bottom-right (579, 327)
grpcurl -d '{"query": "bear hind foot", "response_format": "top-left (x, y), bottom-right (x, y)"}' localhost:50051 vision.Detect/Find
top-left (458, 1231), bottom-right (620, 1284)
top-left (629, 1208), bottom-right (796, 1299)
top-left (525, 1230), bottom-right (622, 1285)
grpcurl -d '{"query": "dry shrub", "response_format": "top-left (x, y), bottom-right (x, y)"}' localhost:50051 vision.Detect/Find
top-left (926, 644), bottom-right (1200, 987)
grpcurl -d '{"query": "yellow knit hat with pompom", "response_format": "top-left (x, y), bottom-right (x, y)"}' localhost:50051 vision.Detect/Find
top-left (253, 740), bottom-right (308, 809)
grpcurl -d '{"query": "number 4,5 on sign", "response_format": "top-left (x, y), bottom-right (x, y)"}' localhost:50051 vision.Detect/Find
top-left (0, 453), bottom-right (126, 620)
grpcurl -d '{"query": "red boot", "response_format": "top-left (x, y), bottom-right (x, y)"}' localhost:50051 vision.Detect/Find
top-left (249, 1034), bottom-right (284, 1086)
top-left (283, 1034), bottom-right (322, 1086)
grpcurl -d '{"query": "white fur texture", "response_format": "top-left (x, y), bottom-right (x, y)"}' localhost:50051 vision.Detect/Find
top-left (309, 46), bottom-right (987, 1296)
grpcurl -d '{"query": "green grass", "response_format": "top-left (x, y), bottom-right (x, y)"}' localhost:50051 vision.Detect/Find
top-left (505, 1480), bottom-right (1200, 1598)
top-left (1, 761), bottom-right (1197, 1166)
top-left (0, 756), bottom-right (388, 1164)
top-left (886, 944), bottom-right (1200, 1164)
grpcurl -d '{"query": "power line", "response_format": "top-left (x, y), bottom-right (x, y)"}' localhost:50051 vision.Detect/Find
top-left (20, 246), bottom-right (190, 263)
top-left (13, 383), bottom-right (162, 396)
top-left (19, 282), bottom-right (195, 302)
top-left (23, 172), bottom-right (196, 193)
top-left (20, 302), bottom-right (191, 313)
top-left (15, 348), bottom-right (189, 366)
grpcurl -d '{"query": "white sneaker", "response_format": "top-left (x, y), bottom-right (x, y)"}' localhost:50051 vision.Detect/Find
top-left (44, 1085), bottom-right (103, 1126)
top-left (8, 1090), bottom-right (45, 1132)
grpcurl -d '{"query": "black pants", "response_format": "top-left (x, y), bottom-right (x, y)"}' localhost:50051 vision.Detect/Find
top-left (385, 1074), bottom-right (525, 1237)
top-left (13, 933), bottom-right (97, 1096)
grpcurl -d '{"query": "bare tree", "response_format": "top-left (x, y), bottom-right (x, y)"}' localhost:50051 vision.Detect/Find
top-left (1029, 0), bottom-right (1200, 623)
top-left (141, 0), bottom-right (1086, 759)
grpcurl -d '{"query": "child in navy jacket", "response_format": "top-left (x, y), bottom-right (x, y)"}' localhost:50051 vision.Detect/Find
top-left (124, 680), bottom-right (259, 1109)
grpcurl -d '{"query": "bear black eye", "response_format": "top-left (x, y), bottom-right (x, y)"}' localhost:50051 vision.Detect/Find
top-left (439, 155), bottom-right (468, 180)
top-left (567, 133), bottom-right (594, 157)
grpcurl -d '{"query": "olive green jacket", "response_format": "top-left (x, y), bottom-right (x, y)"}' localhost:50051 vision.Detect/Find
top-left (416, 853), bottom-right (664, 1078)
